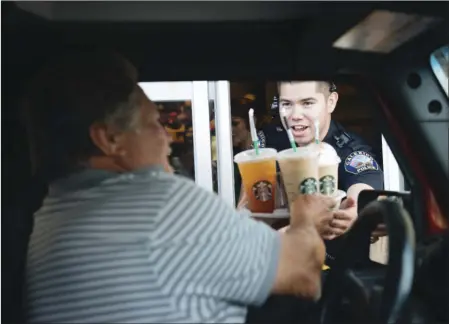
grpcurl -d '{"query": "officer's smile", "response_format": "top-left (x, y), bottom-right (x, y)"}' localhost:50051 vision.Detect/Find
top-left (291, 125), bottom-right (310, 137)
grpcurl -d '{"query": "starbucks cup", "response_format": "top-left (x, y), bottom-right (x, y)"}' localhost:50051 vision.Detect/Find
top-left (318, 143), bottom-right (341, 197)
top-left (234, 148), bottom-right (278, 213)
top-left (277, 147), bottom-right (320, 208)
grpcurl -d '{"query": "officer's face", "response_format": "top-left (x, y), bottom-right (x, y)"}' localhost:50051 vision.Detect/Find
top-left (278, 81), bottom-right (337, 146)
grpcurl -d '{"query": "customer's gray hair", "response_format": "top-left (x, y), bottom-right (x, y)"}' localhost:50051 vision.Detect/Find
top-left (24, 50), bottom-right (142, 182)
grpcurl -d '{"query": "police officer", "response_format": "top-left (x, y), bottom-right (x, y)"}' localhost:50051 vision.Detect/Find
top-left (241, 80), bottom-right (384, 263)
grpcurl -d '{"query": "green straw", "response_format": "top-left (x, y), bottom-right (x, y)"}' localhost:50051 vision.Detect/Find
top-left (287, 129), bottom-right (297, 152)
top-left (253, 140), bottom-right (260, 155)
top-left (280, 108), bottom-right (297, 152)
top-left (248, 108), bottom-right (260, 155)
top-left (315, 119), bottom-right (320, 145)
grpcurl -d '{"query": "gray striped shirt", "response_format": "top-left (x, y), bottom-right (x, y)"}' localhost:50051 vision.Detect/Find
top-left (26, 166), bottom-right (280, 323)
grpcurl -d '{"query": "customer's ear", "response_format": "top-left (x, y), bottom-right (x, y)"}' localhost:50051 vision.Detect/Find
top-left (89, 123), bottom-right (123, 157)
top-left (327, 92), bottom-right (339, 114)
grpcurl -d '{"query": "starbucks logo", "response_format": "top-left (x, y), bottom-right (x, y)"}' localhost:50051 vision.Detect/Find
top-left (320, 175), bottom-right (336, 195)
top-left (252, 181), bottom-right (273, 201)
top-left (299, 178), bottom-right (318, 195)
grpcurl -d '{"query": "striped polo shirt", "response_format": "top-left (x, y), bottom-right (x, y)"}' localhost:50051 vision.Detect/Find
top-left (26, 166), bottom-right (280, 323)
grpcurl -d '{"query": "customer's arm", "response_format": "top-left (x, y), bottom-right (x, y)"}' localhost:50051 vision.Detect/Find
top-left (152, 177), bottom-right (333, 306)
top-left (272, 195), bottom-right (334, 300)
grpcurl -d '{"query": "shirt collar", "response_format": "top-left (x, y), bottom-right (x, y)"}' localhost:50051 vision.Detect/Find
top-left (49, 165), bottom-right (165, 195)
top-left (323, 120), bottom-right (338, 144)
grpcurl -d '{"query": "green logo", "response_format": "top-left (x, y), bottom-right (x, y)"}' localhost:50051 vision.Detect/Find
top-left (299, 178), bottom-right (318, 195)
top-left (252, 181), bottom-right (273, 201)
top-left (320, 175), bottom-right (336, 195)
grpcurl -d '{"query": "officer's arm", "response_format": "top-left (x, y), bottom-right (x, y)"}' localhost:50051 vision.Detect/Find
top-left (340, 148), bottom-right (384, 195)
top-left (237, 184), bottom-right (248, 209)
top-left (337, 148), bottom-right (385, 237)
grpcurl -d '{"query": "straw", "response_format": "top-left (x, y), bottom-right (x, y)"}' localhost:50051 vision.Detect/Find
top-left (314, 119), bottom-right (320, 145)
top-left (248, 108), bottom-right (260, 155)
top-left (280, 108), bottom-right (297, 152)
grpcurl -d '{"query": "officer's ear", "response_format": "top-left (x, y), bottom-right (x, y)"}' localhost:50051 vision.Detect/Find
top-left (327, 92), bottom-right (339, 114)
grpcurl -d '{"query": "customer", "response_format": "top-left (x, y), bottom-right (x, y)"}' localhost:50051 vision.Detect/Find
top-left (24, 50), bottom-right (334, 323)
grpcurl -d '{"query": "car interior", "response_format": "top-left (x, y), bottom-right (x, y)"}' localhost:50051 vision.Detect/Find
top-left (2, 2), bottom-right (448, 323)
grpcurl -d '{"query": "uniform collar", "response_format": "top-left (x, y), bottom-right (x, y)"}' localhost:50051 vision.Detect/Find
top-left (323, 120), bottom-right (338, 144)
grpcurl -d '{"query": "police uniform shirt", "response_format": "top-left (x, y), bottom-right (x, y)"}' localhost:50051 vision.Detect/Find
top-left (258, 120), bottom-right (384, 262)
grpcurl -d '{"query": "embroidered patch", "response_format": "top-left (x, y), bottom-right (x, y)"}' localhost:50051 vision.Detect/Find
top-left (344, 151), bottom-right (379, 175)
top-left (256, 130), bottom-right (266, 148)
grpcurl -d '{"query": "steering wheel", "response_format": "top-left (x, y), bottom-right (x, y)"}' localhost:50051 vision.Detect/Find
top-left (319, 199), bottom-right (416, 324)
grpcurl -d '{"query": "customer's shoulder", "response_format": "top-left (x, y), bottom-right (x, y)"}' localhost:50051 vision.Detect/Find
top-left (124, 171), bottom-right (207, 199)
top-left (152, 174), bottom-right (236, 217)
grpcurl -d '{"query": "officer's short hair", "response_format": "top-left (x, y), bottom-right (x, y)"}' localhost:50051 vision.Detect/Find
top-left (23, 49), bottom-right (140, 183)
top-left (277, 81), bottom-right (337, 96)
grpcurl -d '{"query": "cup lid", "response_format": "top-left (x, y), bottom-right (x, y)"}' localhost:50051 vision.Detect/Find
top-left (318, 142), bottom-right (341, 165)
top-left (234, 148), bottom-right (278, 164)
top-left (276, 147), bottom-right (319, 160)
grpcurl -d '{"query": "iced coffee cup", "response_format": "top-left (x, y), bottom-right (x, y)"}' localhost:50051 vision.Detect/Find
top-left (234, 148), bottom-right (278, 213)
top-left (318, 143), bottom-right (341, 197)
top-left (277, 147), bottom-right (320, 208)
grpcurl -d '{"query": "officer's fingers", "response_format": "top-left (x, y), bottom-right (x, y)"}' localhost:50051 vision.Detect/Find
top-left (371, 223), bottom-right (387, 237)
top-left (340, 197), bottom-right (356, 209)
top-left (237, 192), bottom-right (249, 210)
top-left (372, 230), bottom-right (388, 238)
top-left (370, 236), bottom-right (380, 244)
top-left (375, 223), bottom-right (387, 231)
top-left (278, 226), bottom-right (289, 233)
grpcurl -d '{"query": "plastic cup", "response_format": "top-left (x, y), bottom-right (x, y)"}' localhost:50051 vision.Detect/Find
top-left (318, 143), bottom-right (341, 196)
top-left (332, 189), bottom-right (347, 211)
top-left (234, 148), bottom-right (278, 213)
top-left (277, 147), bottom-right (320, 207)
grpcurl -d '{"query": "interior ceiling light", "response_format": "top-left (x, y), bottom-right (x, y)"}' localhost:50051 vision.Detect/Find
top-left (333, 10), bottom-right (442, 53)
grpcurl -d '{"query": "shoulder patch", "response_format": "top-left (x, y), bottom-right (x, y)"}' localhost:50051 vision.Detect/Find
top-left (344, 151), bottom-right (379, 175)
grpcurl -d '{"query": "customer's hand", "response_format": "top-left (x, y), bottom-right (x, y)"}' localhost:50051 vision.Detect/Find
top-left (290, 194), bottom-right (335, 234)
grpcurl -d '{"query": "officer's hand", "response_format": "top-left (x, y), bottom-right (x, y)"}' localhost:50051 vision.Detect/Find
top-left (329, 197), bottom-right (358, 238)
top-left (164, 159), bottom-right (174, 174)
top-left (236, 190), bottom-right (249, 210)
top-left (290, 194), bottom-right (334, 233)
top-left (370, 223), bottom-right (387, 243)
